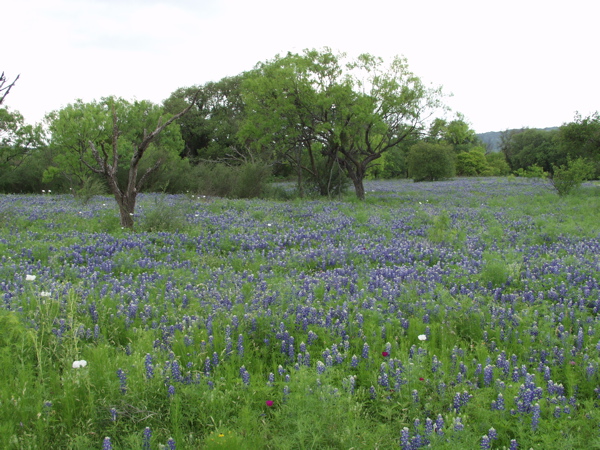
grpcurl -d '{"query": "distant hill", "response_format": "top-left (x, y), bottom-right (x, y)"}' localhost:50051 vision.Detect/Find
top-left (477, 127), bottom-right (558, 152)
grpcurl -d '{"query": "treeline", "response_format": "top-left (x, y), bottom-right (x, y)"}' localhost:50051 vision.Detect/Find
top-left (1, 52), bottom-right (599, 199)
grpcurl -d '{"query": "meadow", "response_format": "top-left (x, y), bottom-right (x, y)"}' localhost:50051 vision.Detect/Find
top-left (1, 177), bottom-right (600, 449)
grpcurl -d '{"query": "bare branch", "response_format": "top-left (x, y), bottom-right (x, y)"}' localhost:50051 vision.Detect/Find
top-left (0, 72), bottom-right (20, 105)
top-left (136, 158), bottom-right (163, 191)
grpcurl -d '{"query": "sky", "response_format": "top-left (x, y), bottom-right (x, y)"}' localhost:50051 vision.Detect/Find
top-left (3, 0), bottom-right (599, 133)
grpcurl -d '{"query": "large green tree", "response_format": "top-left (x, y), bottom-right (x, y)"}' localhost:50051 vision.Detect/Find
top-left (46, 97), bottom-right (193, 227)
top-left (239, 49), bottom-right (443, 199)
top-left (500, 128), bottom-right (561, 173)
top-left (557, 112), bottom-right (600, 176)
top-left (163, 75), bottom-right (247, 162)
top-left (0, 108), bottom-right (44, 190)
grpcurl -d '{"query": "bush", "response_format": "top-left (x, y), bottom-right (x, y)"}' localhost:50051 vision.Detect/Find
top-left (74, 176), bottom-right (107, 204)
top-left (485, 152), bottom-right (511, 176)
top-left (408, 142), bottom-right (455, 182)
top-left (513, 165), bottom-right (547, 179)
top-left (456, 147), bottom-right (492, 176)
top-left (549, 158), bottom-right (594, 196)
top-left (138, 195), bottom-right (187, 232)
top-left (304, 157), bottom-right (349, 197)
top-left (192, 162), bottom-right (272, 199)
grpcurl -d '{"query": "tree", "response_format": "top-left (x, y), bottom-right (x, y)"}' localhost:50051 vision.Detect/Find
top-left (239, 49), bottom-right (444, 199)
top-left (1, 108), bottom-right (43, 173)
top-left (500, 128), bottom-right (561, 173)
top-left (455, 147), bottom-right (491, 176)
top-left (0, 72), bottom-right (19, 105)
top-left (407, 142), bottom-right (455, 181)
top-left (47, 97), bottom-right (194, 227)
top-left (556, 112), bottom-right (600, 176)
top-left (163, 75), bottom-right (248, 162)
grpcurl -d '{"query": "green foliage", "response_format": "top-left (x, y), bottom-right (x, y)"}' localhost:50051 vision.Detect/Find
top-left (73, 175), bottom-right (107, 203)
top-left (485, 152), bottom-right (511, 176)
top-left (304, 154), bottom-right (349, 197)
top-left (549, 157), bottom-right (594, 196)
top-left (239, 48), bottom-right (443, 199)
top-left (514, 165), bottom-right (547, 178)
top-left (500, 128), bottom-right (561, 173)
top-left (192, 162), bottom-right (272, 198)
top-left (370, 146), bottom-right (407, 179)
top-left (556, 112), bottom-right (600, 177)
top-left (45, 97), bottom-right (185, 190)
top-left (138, 195), bottom-right (187, 232)
top-left (163, 76), bottom-right (248, 161)
top-left (408, 141), bottom-right (455, 181)
top-left (427, 210), bottom-right (457, 243)
top-left (456, 147), bottom-right (492, 176)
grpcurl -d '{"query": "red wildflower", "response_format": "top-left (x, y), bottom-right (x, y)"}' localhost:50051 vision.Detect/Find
top-left (382, 351), bottom-right (389, 357)
top-left (419, 377), bottom-right (425, 381)
top-left (266, 400), bottom-right (274, 407)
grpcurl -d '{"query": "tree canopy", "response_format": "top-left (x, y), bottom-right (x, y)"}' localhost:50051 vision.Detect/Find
top-left (239, 48), bottom-right (444, 199)
top-left (46, 96), bottom-right (191, 227)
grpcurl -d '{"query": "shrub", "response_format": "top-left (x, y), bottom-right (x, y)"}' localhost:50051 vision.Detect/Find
top-left (456, 147), bottom-right (492, 176)
top-left (74, 176), bottom-right (107, 204)
top-left (232, 162), bottom-right (272, 198)
top-left (304, 156), bottom-right (349, 197)
top-left (485, 152), bottom-right (511, 176)
top-left (407, 142), bottom-right (455, 182)
top-left (513, 165), bottom-right (547, 179)
top-left (549, 157), bottom-right (594, 196)
top-left (138, 195), bottom-right (186, 232)
top-left (192, 162), bottom-right (272, 199)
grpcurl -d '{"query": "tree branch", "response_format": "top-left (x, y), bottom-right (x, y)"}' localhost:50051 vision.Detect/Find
top-left (0, 72), bottom-right (20, 105)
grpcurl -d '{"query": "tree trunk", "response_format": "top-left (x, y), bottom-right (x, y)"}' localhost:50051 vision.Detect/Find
top-left (350, 175), bottom-right (366, 200)
top-left (116, 192), bottom-right (136, 228)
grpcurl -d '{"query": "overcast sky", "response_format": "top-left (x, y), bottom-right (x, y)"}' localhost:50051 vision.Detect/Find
top-left (4, 0), bottom-right (599, 133)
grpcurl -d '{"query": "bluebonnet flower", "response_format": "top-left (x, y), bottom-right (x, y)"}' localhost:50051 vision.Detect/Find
top-left (483, 365), bottom-right (494, 386)
top-left (171, 360), bottom-right (182, 383)
top-left (424, 417), bottom-right (433, 435)
top-left (553, 406), bottom-right (561, 418)
top-left (370, 385), bottom-right (376, 399)
top-left (400, 427), bottom-right (411, 450)
top-left (362, 342), bottom-right (369, 359)
top-left (116, 369), bottom-right (127, 394)
top-left (316, 361), bottom-right (325, 375)
top-left (143, 427), bottom-right (152, 450)
top-left (166, 437), bottom-right (176, 450)
top-left (510, 439), bottom-right (518, 450)
top-left (453, 416), bottom-right (464, 431)
top-left (435, 414), bottom-right (444, 435)
top-left (110, 408), bottom-right (117, 422)
top-left (491, 393), bottom-right (505, 411)
top-left (351, 355), bottom-right (359, 368)
top-left (240, 366), bottom-right (250, 385)
top-left (480, 435), bottom-right (491, 449)
top-left (531, 403), bottom-right (541, 431)
top-left (103, 437), bottom-right (112, 450)
top-left (144, 354), bottom-right (154, 379)
top-left (488, 427), bottom-right (498, 441)
top-left (412, 389), bottom-right (419, 403)
top-left (167, 385), bottom-right (175, 397)
top-left (237, 334), bottom-right (244, 357)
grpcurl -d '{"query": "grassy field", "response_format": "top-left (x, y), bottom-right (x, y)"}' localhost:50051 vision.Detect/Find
top-left (1, 177), bottom-right (600, 449)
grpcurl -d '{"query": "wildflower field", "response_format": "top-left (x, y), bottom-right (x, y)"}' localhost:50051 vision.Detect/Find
top-left (1, 177), bottom-right (600, 449)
